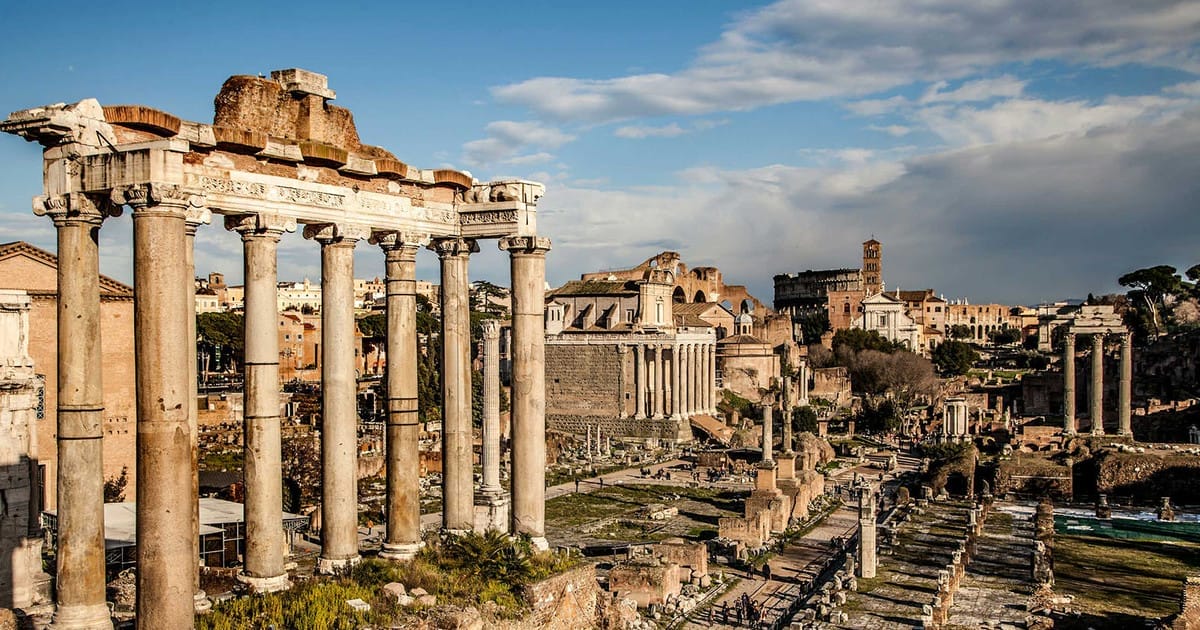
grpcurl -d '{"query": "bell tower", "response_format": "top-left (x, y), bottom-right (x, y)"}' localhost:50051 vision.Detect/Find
top-left (862, 238), bottom-right (882, 296)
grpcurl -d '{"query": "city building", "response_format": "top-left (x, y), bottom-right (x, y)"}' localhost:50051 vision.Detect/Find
top-left (0, 241), bottom-right (138, 510)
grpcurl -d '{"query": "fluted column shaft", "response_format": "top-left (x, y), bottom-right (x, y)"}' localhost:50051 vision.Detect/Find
top-left (43, 193), bottom-right (113, 630)
top-left (700, 343), bottom-right (710, 412)
top-left (652, 346), bottom-right (664, 418)
top-left (128, 185), bottom-right (195, 628)
top-left (1119, 332), bottom-right (1133, 436)
top-left (432, 238), bottom-right (477, 533)
top-left (1091, 334), bottom-right (1105, 435)
top-left (687, 344), bottom-right (698, 416)
top-left (481, 320), bottom-right (503, 493)
top-left (762, 404), bottom-right (774, 463)
top-left (312, 224), bottom-right (365, 572)
top-left (670, 346), bottom-right (682, 418)
top-left (378, 234), bottom-right (423, 559)
top-left (1064, 333), bottom-right (1076, 434)
top-left (501, 236), bottom-right (551, 549)
top-left (633, 344), bottom-right (646, 419)
top-left (230, 215), bottom-right (291, 590)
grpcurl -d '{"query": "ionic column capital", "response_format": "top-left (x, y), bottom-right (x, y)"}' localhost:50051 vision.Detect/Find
top-left (225, 213), bottom-right (296, 239)
top-left (481, 319), bottom-right (502, 339)
top-left (302, 222), bottom-right (370, 245)
top-left (498, 235), bottom-right (552, 256)
top-left (34, 192), bottom-right (121, 227)
top-left (371, 230), bottom-right (428, 256)
top-left (185, 206), bottom-right (212, 236)
top-left (111, 182), bottom-right (201, 212)
top-left (428, 237), bottom-right (479, 258)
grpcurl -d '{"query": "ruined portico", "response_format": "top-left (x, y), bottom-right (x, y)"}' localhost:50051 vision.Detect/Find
top-left (1054, 305), bottom-right (1132, 436)
top-left (2, 68), bottom-right (550, 626)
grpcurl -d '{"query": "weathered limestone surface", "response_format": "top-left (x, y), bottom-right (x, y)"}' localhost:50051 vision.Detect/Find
top-left (127, 185), bottom-right (195, 629)
top-left (475, 319), bottom-right (509, 533)
top-left (433, 238), bottom-right (477, 534)
top-left (230, 213), bottom-right (291, 591)
top-left (378, 233), bottom-right (424, 560)
top-left (313, 224), bottom-right (365, 573)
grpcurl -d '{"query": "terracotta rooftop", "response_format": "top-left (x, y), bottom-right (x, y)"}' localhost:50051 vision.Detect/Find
top-left (0, 241), bottom-right (133, 297)
top-left (548, 279), bottom-right (638, 297)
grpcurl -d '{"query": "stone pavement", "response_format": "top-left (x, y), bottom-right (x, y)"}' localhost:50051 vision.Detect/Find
top-left (832, 500), bottom-right (972, 629)
top-left (945, 506), bottom-right (1034, 628)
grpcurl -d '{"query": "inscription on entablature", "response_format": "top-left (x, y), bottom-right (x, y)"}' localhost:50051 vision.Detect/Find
top-left (460, 210), bottom-right (519, 225)
top-left (276, 185), bottom-right (345, 208)
top-left (198, 176), bottom-right (267, 198)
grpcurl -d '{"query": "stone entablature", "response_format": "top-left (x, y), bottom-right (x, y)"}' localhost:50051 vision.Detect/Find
top-left (3, 69), bottom-right (551, 625)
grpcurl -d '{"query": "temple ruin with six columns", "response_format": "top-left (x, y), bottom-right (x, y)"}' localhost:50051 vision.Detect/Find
top-left (1, 68), bottom-right (551, 629)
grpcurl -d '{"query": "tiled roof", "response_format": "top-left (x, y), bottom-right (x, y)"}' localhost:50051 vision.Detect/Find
top-left (0, 241), bottom-right (133, 296)
top-left (548, 279), bottom-right (638, 296)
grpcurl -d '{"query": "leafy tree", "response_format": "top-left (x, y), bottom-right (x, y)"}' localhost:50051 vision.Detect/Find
top-left (357, 313), bottom-right (386, 339)
top-left (471, 281), bottom-right (509, 315)
top-left (795, 312), bottom-right (830, 345)
top-left (104, 466), bottom-right (129, 502)
top-left (852, 398), bottom-right (901, 434)
top-left (948, 324), bottom-right (973, 340)
top-left (282, 434), bottom-right (322, 508)
top-left (792, 405), bottom-right (818, 434)
top-left (932, 340), bottom-right (979, 376)
top-left (197, 312), bottom-right (245, 372)
top-left (1119, 265), bottom-right (1182, 337)
top-left (988, 327), bottom-right (1021, 346)
top-left (832, 328), bottom-right (899, 354)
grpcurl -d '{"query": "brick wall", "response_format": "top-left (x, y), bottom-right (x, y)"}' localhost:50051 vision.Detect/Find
top-left (547, 344), bottom-right (622, 418)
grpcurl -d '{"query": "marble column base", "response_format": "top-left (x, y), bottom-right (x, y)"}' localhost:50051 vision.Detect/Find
top-left (529, 536), bottom-right (550, 552)
top-left (474, 490), bottom-right (511, 534)
top-left (316, 554), bottom-right (361, 575)
top-left (379, 541), bottom-right (425, 561)
top-left (237, 572), bottom-right (291, 593)
top-left (49, 603), bottom-right (112, 630)
top-left (194, 590), bottom-right (213, 614)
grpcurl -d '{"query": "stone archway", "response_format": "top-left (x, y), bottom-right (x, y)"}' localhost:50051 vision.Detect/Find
top-left (673, 286), bottom-right (687, 303)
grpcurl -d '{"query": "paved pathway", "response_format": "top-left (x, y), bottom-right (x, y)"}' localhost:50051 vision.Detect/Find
top-left (945, 506), bottom-right (1034, 628)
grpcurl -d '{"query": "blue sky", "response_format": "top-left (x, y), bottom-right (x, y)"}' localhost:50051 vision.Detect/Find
top-left (1, 0), bottom-right (1198, 305)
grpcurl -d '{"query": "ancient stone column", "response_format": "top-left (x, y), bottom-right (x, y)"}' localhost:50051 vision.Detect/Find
top-left (679, 344), bottom-right (690, 418)
top-left (375, 232), bottom-right (425, 560)
top-left (762, 404), bottom-right (774, 463)
top-left (652, 345), bottom-right (664, 418)
top-left (122, 183), bottom-right (199, 628)
top-left (633, 344), bottom-right (646, 419)
top-left (500, 236), bottom-right (552, 550)
top-left (430, 238), bottom-right (478, 534)
top-left (1063, 332), bottom-right (1076, 435)
top-left (859, 487), bottom-right (877, 578)
top-left (228, 214), bottom-right (293, 592)
top-left (700, 343), bottom-right (710, 412)
top-left (692, 343), bottom-right (701, 415)
top-left (1119, 332), bottom-right (1132, 436)
top-left (186, 207), bottom-right (214, 612)
top-left (40, 192), bottom-right (116, 630)
top-left (308, 223), bottom-right (368, 573)
top-left (475, 319), bottom-right (509, 532)
top-left (670, 345), bottom-right (682, 419)
top-left (798, 361), bottom-right (810, 406)
top-left (782, 380), bottom-right (794, 454)
top-left (480, 323), bottom-right (502, 482)
top-left (1091, 334), bottom-right (1105, 436)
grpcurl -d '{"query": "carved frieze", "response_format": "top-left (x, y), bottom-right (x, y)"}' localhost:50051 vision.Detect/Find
top-left (460, 210), bottom-right (519, 225)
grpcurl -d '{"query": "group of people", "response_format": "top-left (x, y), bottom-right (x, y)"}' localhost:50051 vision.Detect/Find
top-left (716, 593), bottom-right (762, 627)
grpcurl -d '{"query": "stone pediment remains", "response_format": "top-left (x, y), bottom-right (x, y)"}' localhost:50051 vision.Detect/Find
top-left (2, 68), bottom-right (543, 242)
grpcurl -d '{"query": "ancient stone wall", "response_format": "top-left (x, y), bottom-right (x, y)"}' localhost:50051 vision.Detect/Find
top-left (609, 558), bottom-right (682, 609)
top-left (652, 539), bottom-right (708, 579)
top-left (1095, 451), bottom-right (1200, 503)
top-left (546, 344), bottom-right (622, 419)
top-left (521, 563), bottom-right (601, 629)
top-left (1174, 576), bottom-right (1200, 630)
top-left (811, 367), bottom-right (852, 406)
top-left (994, 457), bottom-right (1072, 499)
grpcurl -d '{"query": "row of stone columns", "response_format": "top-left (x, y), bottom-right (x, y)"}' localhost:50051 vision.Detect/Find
top-left (1062, 331), bottom-right (1132, 436)
top-left (631, 342), bottom-right (716, 419)
top-left (42, 183), bottom-right (552, 627)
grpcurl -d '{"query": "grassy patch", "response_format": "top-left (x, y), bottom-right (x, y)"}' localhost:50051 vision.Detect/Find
top-left (1055, 534), bottom-right (1200, 619)
top-left (198, 533), bottom-right (582, 629)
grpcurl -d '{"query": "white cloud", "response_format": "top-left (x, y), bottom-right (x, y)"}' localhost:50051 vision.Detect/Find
top-left (917, 75), bottom-right (1026, 104)
top-left (869, 124), bottom-right (912, 137)
top-left (462, 120), bottom-right (575, 168)
top-left (537, 106), bottom-right (1200, 304)
top-left (1166, 80), bottom-right (1200, 97)
top-left (492, 0), bottom-right (1200, 122)
top-left (613, 119), bottom-right (728, 139)
top-left (615, 123), bottom-right (687, 139)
